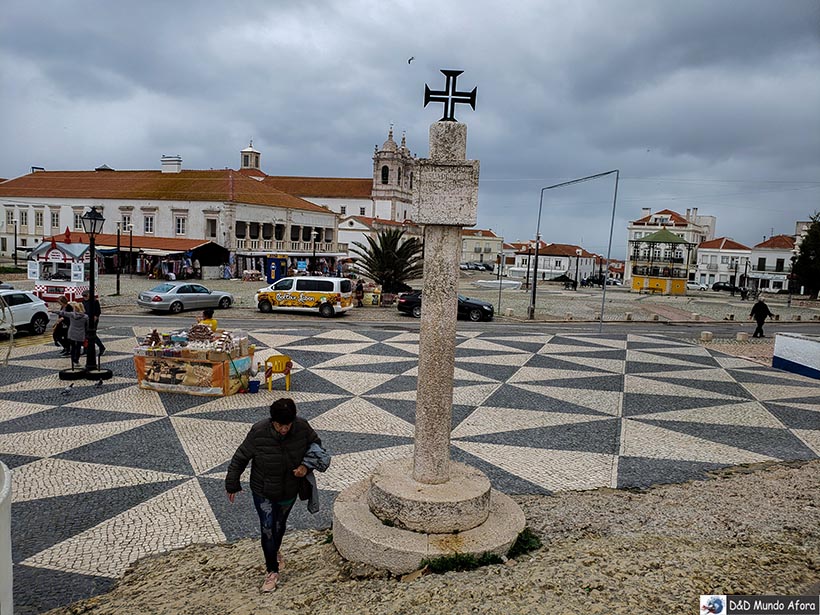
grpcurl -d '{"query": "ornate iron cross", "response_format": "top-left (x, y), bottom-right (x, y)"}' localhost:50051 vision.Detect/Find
top-left (423, 69), bottom-right (477, 122)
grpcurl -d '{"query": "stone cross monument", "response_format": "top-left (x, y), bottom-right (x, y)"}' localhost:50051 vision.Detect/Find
top-left (333, 70), bottom-right (524, 573)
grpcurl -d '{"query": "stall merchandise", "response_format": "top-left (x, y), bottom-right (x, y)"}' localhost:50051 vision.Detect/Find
top-left (133, 326), bottom-right (255, 396)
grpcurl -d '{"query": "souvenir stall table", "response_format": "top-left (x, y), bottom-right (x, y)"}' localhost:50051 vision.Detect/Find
top-left (134, 325), bottom-right (255, 396)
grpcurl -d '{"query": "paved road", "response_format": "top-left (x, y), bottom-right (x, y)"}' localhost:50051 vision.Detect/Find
top-left (1, 321), bottom-right (819, 614)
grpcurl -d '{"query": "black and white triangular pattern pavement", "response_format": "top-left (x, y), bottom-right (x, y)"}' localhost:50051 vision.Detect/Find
top-left (2, 327), bottom-right (818, 614)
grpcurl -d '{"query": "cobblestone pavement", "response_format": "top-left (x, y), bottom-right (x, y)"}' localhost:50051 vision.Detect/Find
top-left (1, 323), bottom-right (819, 614)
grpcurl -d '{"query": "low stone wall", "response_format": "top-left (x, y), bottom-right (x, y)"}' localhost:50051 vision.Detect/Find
top-left (0, 462), bottom-right (12, 615)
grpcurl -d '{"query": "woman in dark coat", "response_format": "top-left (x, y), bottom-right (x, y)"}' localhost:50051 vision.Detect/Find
top-left (60, 302), bottom-right (88, 364)
top-left (225, 398), bottom-right (321, 593)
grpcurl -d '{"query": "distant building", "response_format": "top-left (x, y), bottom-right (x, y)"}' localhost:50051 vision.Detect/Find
top-left (694, 237), bottom-right (751, 289)
top-left (0, 129), bottom-right (417, 274)
top-left (625, 207), bottom-right (715, 294)
top-left (338, 216), bottom-right (422, 258)
top-left (461, 229), bottom-right (503, 267)
top-left (747, 234), bottom-right (797, 293)
top-left (508, 241), bottom-right (595, 283)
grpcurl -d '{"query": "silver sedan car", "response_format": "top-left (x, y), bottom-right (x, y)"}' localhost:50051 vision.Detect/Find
top-left (137, 282), bottom-right (234, 314)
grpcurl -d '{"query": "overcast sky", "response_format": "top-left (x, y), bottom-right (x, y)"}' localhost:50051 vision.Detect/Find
top-left (2, 0), bottom-right (819, 258)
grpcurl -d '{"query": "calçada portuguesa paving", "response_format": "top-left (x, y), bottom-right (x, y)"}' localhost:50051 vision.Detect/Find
top-left (1, 323), bottom-right (819, 614)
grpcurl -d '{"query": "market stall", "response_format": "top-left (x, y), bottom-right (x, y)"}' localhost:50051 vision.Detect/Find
top-left (134, 325), bottom-right (255, 396)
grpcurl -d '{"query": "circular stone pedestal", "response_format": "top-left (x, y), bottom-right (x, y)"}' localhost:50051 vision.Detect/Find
top-left (368, 457), bottom-right (490, 533)
top-left (333, 478), bottom-right (525, 575)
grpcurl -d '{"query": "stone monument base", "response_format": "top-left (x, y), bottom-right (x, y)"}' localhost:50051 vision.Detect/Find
top-left (333, 458), bottom-right (525, 575)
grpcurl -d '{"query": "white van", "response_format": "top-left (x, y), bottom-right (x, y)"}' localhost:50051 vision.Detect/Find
top-left (255, 276), bottom-right (354, 317)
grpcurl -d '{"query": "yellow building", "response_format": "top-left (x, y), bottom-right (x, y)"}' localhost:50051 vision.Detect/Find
top-left (628, 228), bottom-right (695, 295)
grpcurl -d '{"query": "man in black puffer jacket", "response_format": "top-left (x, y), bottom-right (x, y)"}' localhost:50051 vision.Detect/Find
top-left (226, 398), bottom-right (321, 593)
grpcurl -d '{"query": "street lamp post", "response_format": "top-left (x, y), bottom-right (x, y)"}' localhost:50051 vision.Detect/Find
top-left (115, 222), bottom-right (121, 296)
top-left (523, 246), bottom-right (531, 291)
top-left (13, 221), bottom-right (18, 267)
top-left (79, 207), bottom-right (112, 381)
top-left (496, 251), bottom-right (503, 316)
top-left (128, 224), bottom-right (133, 278)
top-left (527, 236), bottom-right (541, 319)
top-left (574, 248), bottom-right (582, 290)
top-left (311, 229), bottom-right (319, 273)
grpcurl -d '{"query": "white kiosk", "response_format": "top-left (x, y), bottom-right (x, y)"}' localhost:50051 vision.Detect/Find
top-left (28, 235), bottom-right (95, 303)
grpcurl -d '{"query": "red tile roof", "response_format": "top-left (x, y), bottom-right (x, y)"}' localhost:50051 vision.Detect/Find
top-left (632, 208), bottom-right (689, 226)
top-left (540, 243), bottom-right (595, 258)
top-left (698, 237), bottom-right (751, 250)
top-left (462, 229), bottom-right (499, 238)
top-left (263, 176), bottom-right (373, 199)
top-left (0, 169), bottom-right (330, 213)
top-left (44, 230), bottom-right (215, 251)
top-left (754, 234), bottom-right (795, 250)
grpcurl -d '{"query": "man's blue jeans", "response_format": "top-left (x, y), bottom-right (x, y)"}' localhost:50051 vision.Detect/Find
top-left (252, 493), bottom-right (293, 573)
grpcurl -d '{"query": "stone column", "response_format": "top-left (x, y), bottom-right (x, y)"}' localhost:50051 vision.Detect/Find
top-left (411, 121), bottom-right (479, 484)
top-left (414, 224), bottom-right (461, 482)
top-left (332, 119), bottom-right (524, 575)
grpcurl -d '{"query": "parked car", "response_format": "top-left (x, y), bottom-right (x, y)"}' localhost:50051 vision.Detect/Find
top-left (0, 289), bottom-right (50, 335)
top-left (137, 282), bottom-right (234, 314)
top-left (397, 291), bottom-right (494, 321)
top-left (712, 282), bottom-right (744, 293)
top-left (605, 278), bottom-right (623, 286)
top-left (686, 282), bottom-right (708, 291)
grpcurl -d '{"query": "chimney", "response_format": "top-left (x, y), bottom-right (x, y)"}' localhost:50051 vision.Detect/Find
top-left (691, 207), bottom-right (698, 219)
top-left (161, 155), bottom-right (182, 174)
top-left (685, 208), bottom-right (690, 220)
top-left (641, 207), bottom-right (651, 217)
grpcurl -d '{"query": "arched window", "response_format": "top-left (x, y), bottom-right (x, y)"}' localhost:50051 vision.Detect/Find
top-left (409, 172), bottom-right (413, 189)
top-left (397, 168), bottom-right (402, 186)
top-left (381, 165), bottom-right (389, 184)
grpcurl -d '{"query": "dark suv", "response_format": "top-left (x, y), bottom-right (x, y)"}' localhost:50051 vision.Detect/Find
top-left (712, 282), bottom-right (743, 293)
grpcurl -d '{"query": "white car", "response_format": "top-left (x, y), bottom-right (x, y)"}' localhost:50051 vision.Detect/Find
top-left (0, 289), bottom-right (50, 335)
top-left (686, 282), bottom-right (708, 291)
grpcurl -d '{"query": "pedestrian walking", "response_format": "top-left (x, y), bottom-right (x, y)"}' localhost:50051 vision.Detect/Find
top-left (749, 297), bottom-right (774, 338)
top-left (225, 398), bottom-right (327, 593)
top-left (60, 302), bottom-right (88, 364)
top-left (355, 279), bottom-right (364, 307)
top-left (81, 289), bottom-right (106, 356)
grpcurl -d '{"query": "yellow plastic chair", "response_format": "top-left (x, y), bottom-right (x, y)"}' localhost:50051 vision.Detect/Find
top-left (263, 355), bottom-right (293, 391)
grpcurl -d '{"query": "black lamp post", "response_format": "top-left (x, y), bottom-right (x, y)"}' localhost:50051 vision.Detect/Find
top-left (128, 223), bottom-right (134, 278)
top-left (528, 236), bottom-right (540, 320)
top-left (574, 248), bottom-right (582, 290)
top-left (788, 253), bottom-right (797, 308)
top-left (80, 207), bottom-right (112, 380)
top-left (115, 222), bottom-right (121, 296)
top-left (311, 229), bottom-right (319, 273)
top-left (13, 221), bottom-right (18, 267)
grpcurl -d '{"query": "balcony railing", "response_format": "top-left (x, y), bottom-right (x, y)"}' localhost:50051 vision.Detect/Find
top-left (238, 241), bottom-right (349, 254)
top-left (631, 265), bottom-right (689, 279)
top-left (751, 265), bottom-right (787, 273)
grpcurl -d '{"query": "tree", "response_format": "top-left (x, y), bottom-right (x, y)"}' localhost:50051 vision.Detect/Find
top-left (351, 229), bottom-right (424, 294)
top-left (792, 212), bottom-right (820, 299)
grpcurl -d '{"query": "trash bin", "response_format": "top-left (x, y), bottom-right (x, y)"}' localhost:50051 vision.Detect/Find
top-left (248, 380), bottom-right (260, 394)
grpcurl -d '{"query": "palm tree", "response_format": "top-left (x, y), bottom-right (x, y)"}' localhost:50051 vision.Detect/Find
top-left (351, 229), bottom-right (424, 293)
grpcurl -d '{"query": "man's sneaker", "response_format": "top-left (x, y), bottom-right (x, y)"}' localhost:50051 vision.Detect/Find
top-left (260, 572), bottom-right (279, 593)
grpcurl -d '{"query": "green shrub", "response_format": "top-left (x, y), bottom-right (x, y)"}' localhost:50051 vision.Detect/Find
top-left (507, 527), bottom-right (542, 559)
top-left (419, 551), bottom-right (503, 574)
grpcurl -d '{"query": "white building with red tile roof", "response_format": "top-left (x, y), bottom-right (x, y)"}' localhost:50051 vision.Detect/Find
top-left (461, 229), bottom-right (503, 267)
top-left (748, 234), bottom-right (798, 293)
top-left (694, 237), bottom-right (751, 288)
